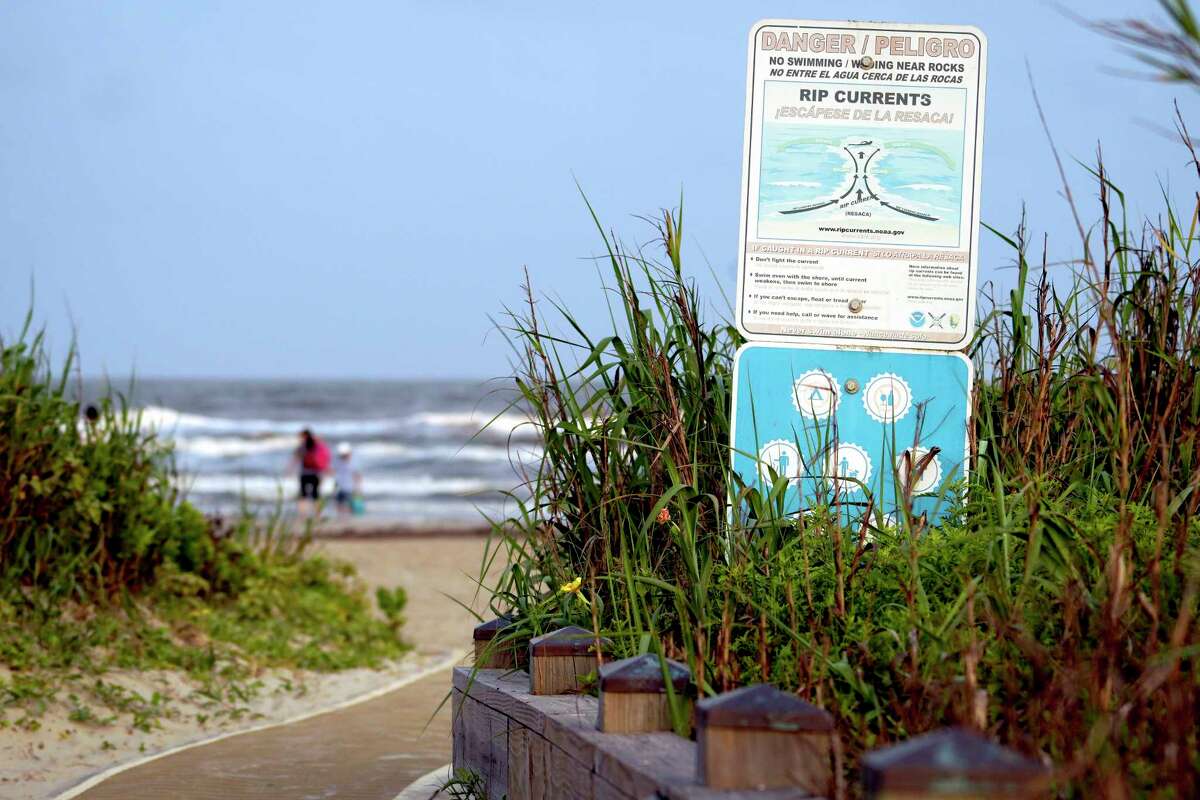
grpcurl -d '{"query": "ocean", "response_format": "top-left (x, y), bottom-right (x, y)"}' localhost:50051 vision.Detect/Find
top-left (81, 378), bottom-right (537, 524)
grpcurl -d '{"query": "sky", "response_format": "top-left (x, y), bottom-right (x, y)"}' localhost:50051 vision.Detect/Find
top-left (0, 1), bottom-right (1196, 379)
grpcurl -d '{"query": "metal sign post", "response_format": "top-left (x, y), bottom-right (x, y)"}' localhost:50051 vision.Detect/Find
top-left (730, 19), bottom-right (986, 524)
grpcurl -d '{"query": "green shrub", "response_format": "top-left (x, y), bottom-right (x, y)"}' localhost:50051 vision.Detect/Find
top-left (0, 311), bottom-right (410, 731)
top-left (480, 169), bottom-right (1200, 795)
top-left (376, 586), bottom-right (408, 631)
top-left (476, 12), bottom-right (1200, 792)
top-left (0, 313), bottom-right (209, 596)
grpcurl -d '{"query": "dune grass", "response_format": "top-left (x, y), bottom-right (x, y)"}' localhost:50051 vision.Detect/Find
top-left (0, 315), bottom-right (409, 733)
top-left (472, 43), bottom-right (1200, 797)
top-left (476, 184), bottom-right (1200, 797)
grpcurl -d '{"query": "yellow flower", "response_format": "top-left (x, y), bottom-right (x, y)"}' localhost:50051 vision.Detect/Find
top-left (560, 577), bottom-right (583, 594)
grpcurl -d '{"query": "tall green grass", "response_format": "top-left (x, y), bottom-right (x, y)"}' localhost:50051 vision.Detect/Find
top-left (475, 20), bottom-right (1200, 796)
top-left (0, 310), bottom-right (209, 597)
top-left (480, 193), bottom-right (1200, 798)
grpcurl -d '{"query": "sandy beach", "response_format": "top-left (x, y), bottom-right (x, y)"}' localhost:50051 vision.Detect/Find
top-left (1, 526), bottom-right (500, 800)
top-left (317, 526), bottom-right (507, 653)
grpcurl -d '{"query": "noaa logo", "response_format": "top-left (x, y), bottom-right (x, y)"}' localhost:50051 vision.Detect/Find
top-left (908, 311), bottom-right (926, 328)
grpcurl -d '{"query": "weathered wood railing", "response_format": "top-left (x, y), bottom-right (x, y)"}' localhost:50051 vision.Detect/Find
top-left (455, 621), bottom-right (1051, 799)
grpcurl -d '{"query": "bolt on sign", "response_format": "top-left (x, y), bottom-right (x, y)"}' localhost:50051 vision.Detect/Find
top-left (735, 20), bottom-right (987, 349)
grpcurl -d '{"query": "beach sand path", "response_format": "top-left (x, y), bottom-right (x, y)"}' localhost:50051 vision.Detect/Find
top-left (66, 531), bottom-right (503, 800)
top-left (74, 666), bottom-right (454, 800)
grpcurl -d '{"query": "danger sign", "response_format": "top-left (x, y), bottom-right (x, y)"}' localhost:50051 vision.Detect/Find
top-left (735, 19), bottom-right (987, 350)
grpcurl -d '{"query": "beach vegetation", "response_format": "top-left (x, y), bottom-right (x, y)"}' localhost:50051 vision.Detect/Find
top-left (0, 314), bottom-right (409, 733)
top-left (475, 12), bottom-right (1200, 795)
top-left (440, 767), bottom-right (490, 799)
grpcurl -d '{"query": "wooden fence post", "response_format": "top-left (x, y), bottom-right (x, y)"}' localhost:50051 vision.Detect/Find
top-left (528, 625), bottom-right (611, 695)
top-left (473, 615), bottom-right (523, 670)
top-left (597, 653), bottom-right (691, 733)
top-left (861, 727), bottom-right (1050, 799)
top-left (695, 683), bottom-right (835, 794)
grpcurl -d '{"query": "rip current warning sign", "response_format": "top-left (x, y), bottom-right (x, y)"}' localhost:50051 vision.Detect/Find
top-left (736, 20), bottom-right (987, 349)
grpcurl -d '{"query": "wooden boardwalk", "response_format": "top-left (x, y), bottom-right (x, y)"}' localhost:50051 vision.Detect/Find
top-left (75, 668), bottom-right (453, 800)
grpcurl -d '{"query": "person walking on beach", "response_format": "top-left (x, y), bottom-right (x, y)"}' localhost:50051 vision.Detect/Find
top-left (292, 428), bottom-right (330, 517)
top-left (333, 442), bottom-right (361, 517)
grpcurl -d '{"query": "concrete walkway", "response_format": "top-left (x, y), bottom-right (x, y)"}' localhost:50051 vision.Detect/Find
top-left (75, 667), bottom-right (454, 800)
